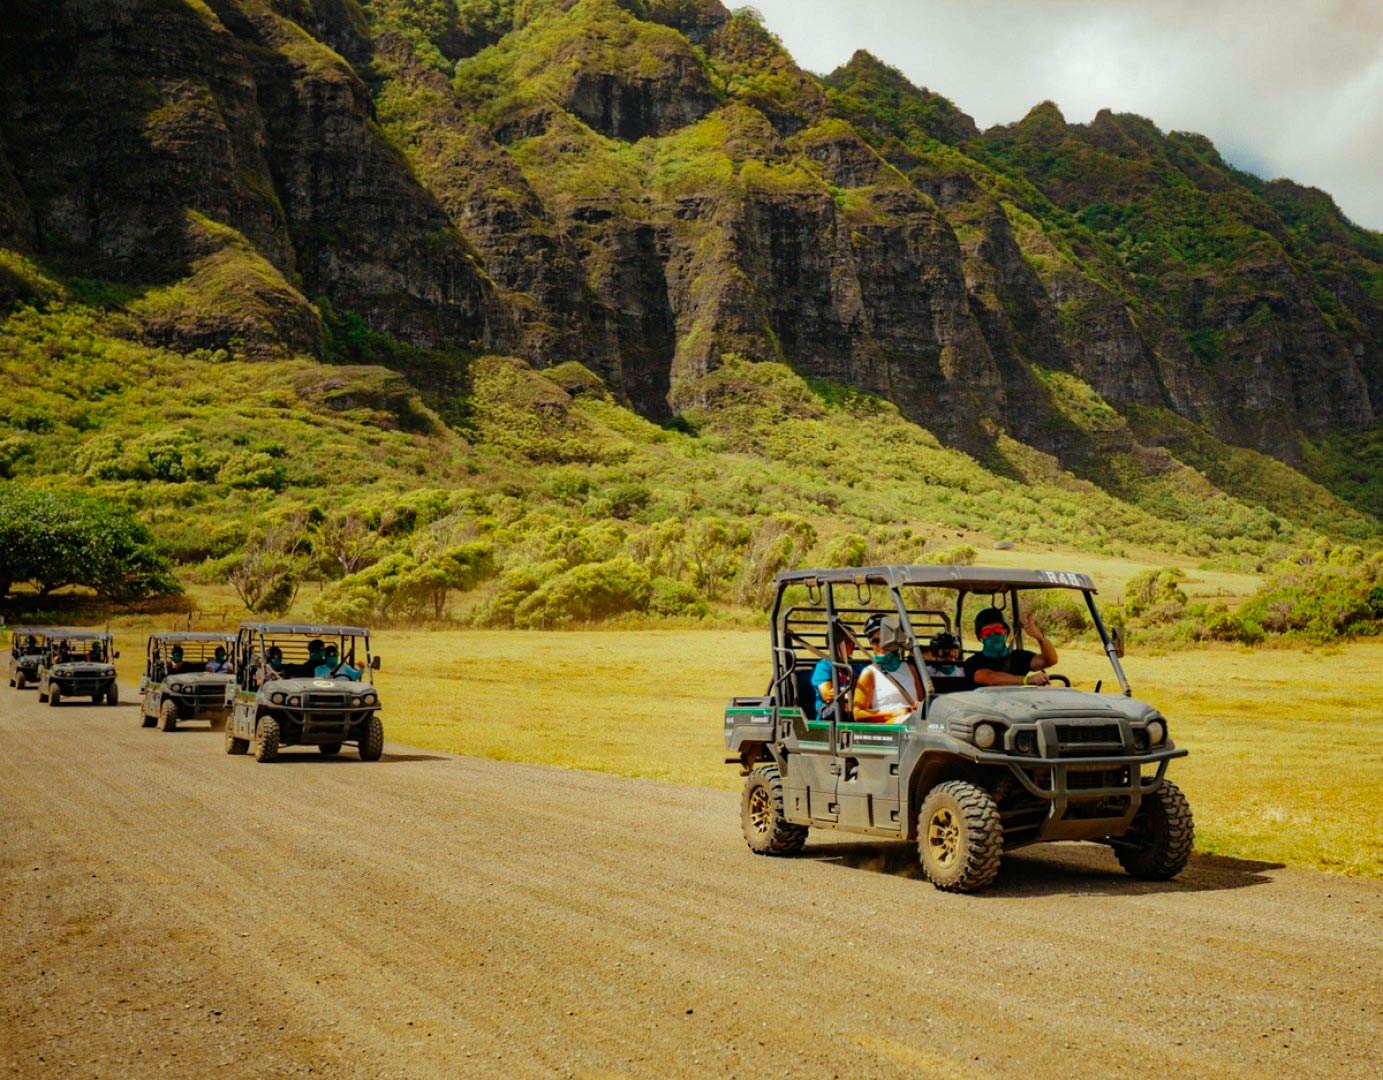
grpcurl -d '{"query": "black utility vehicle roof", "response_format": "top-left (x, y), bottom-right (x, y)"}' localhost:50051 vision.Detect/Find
top-left (239, 623), bottom-right (370, 636)
top-left (150, 631), bottom-right (236, 641)
top-left (774, 565), bottom-right (1096, 591)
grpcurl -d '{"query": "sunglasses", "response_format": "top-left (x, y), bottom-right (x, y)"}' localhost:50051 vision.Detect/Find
top-left (978, 624), bottom-right (1008, 640)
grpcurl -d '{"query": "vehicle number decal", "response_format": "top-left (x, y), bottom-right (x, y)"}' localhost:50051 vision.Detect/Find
top-left (1042, 570), bottom-right (1086, 587)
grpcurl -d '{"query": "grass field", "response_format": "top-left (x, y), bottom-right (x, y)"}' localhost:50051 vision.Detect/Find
top-left (76, 618), bottom-right (1381, 880)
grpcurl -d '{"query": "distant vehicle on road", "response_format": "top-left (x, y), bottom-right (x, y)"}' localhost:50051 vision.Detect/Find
top-left (724, 566), bottom-right (1193, 892)
top-left (37, 628), bottom-right (119, 707)
top-left (225, 623), bottom-right (383, 763)
top-left (140, 631), bottom-right (237, 731)
top-left (7, 626), bottom-right (53, 689)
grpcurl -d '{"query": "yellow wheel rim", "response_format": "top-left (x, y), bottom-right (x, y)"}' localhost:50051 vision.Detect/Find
top-left (928, 806), bottom-right (960, 867)
top-left (748, 785), bottom-right (773, 835)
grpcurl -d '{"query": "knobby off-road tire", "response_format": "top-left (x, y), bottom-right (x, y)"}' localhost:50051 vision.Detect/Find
top-left (917, 780), bottom-right (1004, 893)
top-left (358, 716), bottom-right (383, 761)
top-left (319, 743), bottom-right (342, 756)
top-left (741, 764), bottom-right (809, 856)
top-left (106, 683), bottom-right (118, 707)
top-left (254, 716), bottom-right (280, 763)
top-left (48, 686), bottom-right (61, 707)
top-left (1114, 780), bottom-right (1194, 881)
top-left (225, 722), bottom-right (249, 755)
top-left (159, 699), bottom-right (178, 732)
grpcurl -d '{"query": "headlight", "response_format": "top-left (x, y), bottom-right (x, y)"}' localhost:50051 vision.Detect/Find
top-left (974, 722), bottom-right (997, 750)
top-left (1015, 730), bottom-right (1036, 754)
top-left (1148, 720), bottom-right (1166, 746)
top-left (271, 692), bottom-right (285, 704)
top-left (287, 695), bottom-right (300, 706)
top-left (364, 693), bottom-right (377, 706)
top-left (351, 696), bottom-right (362, 706)
top-left (104, 668), bottom-right (115, 677)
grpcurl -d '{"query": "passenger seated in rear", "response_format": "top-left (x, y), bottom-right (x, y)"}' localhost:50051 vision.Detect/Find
top-left (166, 645), bottom-right (194, 674)
top-left (852, 614), bottom-right (922, 723)
top-left (810, 621), bottom-right (856, 720)
top-left (924, 632), bottom-right (962, 679)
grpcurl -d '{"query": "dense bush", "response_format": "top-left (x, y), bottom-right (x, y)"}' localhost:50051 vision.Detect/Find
top-left (512, 557), bottom-right (653, 629)
top-left (316, 542), bottom-right (496, 623)
top-left (0, 484), bottom-right (180, 602)
top-left (1237, 543), bottom-right (1383, 642)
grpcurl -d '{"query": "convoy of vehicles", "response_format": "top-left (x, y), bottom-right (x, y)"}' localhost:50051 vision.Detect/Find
top-left (724, 566), bottom-right (1193, 892)
top-left (140, 632), bottom-right (237, 731)
top-left (6, 562), bottom-right (1196, 891)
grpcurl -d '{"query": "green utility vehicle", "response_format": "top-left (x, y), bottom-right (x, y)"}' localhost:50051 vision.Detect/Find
top-left (37, 629), bottom-right (119, 707)
top-left (225, 623), bottom-right (383, 762)
top-left (7, 626), bottom-right (53, 689)
top-left (724, 567), bottom-right (1193, 892)
top-left (140, 632), bottom-right (236, 731)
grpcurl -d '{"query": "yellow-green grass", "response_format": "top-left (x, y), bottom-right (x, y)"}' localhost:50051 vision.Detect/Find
top-left (86, 618), bottom-right (1379, 878)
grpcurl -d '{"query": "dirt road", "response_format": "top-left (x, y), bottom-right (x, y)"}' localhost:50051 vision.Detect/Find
top-left (2, 687), bottom-right (1380, 1078)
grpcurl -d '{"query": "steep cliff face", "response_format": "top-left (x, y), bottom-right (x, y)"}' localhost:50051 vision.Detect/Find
top-left (1, 0), bottom-right (1379, 509)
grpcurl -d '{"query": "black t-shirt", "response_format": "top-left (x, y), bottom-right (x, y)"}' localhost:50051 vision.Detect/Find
top-left (964, 648), bottom-right (1036, 688)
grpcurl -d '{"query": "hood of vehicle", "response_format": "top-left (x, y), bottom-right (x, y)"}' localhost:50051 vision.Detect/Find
top-left (165, 672), bottom-right (231, 686)
top-left (928, 687), bottom-right (1159, 725)
top-left (52, 662), bottom-right (115, 676)
top-left (259, 677), bottom-right (377, 696)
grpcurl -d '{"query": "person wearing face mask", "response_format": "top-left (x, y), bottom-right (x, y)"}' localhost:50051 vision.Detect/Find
top-left (206, 645), bottom-right (234, 674)
top-left (315, 643), bottom-right (361, 681)
top-left (852, 613), bottom-right (922, 723)
top-left (963, 607), bottom-right (1058, 688)
top-left (166, 644), bottom-right (193, 674)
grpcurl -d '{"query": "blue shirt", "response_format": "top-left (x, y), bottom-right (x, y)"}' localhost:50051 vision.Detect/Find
top-left (811, 658), bottom-right (852, 720)
top-left (316, 661), bottom-right (361, 680)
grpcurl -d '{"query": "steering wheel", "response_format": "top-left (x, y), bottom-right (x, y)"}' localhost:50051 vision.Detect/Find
top-left (1047, 674), bottom-right (1071, 687)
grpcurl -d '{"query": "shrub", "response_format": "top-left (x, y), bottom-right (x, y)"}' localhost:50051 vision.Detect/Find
top-left (1122, 567), bottom-right (1187, 616)
top-left (820, 532), bottom-right (868, 568)
top-left (1237, 544), bottom-right (1383, 642)
top-left (649, 576), bottom-right (709, 618)
top-left (512, 557), bottom-right (653, 628)
top-left (923, 543), bottom-right (977, 566)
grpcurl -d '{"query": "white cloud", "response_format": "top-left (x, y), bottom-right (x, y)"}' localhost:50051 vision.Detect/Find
top-left (747, 0), bottom-right (1383, 230)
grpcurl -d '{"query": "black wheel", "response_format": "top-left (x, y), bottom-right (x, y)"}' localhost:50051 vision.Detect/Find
top-left (741, 764), bottom-right (809, 856)
top-left (254, 716), bottom-right (280, 763)
top-left (225, 722), bottom-right (249, 756)
top-left (319, 743), bottom-right (342, 756)
top-left (917, 780), bottom-right (1003, 892)
top-left (358, 715), bottom-right (383, 761)
top-left (91, 693), bottom-right (102, 704)
top-left (159, 699), bottom-right (178, 732)
top-left (141, 710), bottom-right (157, 728)
top-left (106, 683), bottom-right (119, 707)
top-left (15, 672), bottom-right (25, 690)
top-left (48, 686), bottom-right (61, 707)
top-left (1113, 780), bottom-right (1194, 881)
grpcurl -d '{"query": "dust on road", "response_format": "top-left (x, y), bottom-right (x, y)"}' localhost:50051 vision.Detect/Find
top-left (2, 687), bottom-right (1380, 1077)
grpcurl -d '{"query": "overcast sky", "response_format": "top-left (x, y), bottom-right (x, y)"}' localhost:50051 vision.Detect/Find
top-left (748, 0), bottom-right (1383, 231)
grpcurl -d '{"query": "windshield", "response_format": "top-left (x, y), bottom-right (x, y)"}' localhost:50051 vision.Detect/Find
top-left (154, 638), bottom-right (234, 674)
top-left (50, 637), bottom-right (113, 662)
top-left (254, 632), bottom-right (369, 682)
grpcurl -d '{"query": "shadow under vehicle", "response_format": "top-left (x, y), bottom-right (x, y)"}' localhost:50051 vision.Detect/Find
top-left (724, 566), bottom-right (1193, 893)
top-left (225, 623), bottom-right (383, 763)
top-left (37, 629), bottom-right (119, 707)
top-left (140, 632), bottom-right (237, 731)
top-left (7, 626), bottom-right (54, 689)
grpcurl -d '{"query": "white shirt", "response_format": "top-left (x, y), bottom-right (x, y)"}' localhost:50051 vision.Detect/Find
top-left (863, 663), bottom-right (921, 712)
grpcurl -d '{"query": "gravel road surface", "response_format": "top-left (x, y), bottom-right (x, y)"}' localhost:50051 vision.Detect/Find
top-left (2, 686), bottom-right (1380, 1077)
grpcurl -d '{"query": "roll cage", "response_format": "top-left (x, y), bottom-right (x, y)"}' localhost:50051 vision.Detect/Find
top-left (234, 623), bottom-right (374, 690)
top-left (147, 632), bottom-right (236, 679)
top-left (769, 566), bottom-right (1131, 725)
top-left (43, 629), bottom-right (116, 663)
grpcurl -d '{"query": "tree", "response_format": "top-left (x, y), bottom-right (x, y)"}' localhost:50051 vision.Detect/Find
top-left (0, 484), bottom-right (180, 603)
top-left (229, 514), bottom-right (309, 616)
top-left (315, 510), bottom-right (380, 578)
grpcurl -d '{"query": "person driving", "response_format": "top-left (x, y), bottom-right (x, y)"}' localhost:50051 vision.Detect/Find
top-left (293, 639), bottom-right (326, 678)
top-left (206, 645), bottom-right (234, 674)
top-left (316, 643), bottom-right (361, 680)
top-left (88, 642), bottom-right (105, 662)
top-left (963, 607), bottom-right (1058, 687)
top-left (852, 613), bottom-right (922, 723)
top-left (810, 621), bottom-right (856, 720)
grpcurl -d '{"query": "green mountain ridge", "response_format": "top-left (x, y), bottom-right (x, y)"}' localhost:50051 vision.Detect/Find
top-left (1, 0), bottom-right (1379, 619)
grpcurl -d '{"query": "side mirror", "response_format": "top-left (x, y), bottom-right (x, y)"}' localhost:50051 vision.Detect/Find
top-left (1110, 625), bottom-right (1126, 658)
top-left (113, 651), bottom-right (120, 659)
top-left (370, 655), bottom-right (381, 671)
top-left (877, 615), bottom-right (910, 652)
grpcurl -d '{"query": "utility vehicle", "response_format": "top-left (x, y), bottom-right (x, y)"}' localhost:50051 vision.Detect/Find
top-left (37, 629), bottom-right (119, 707)
top-left (140, 632), bottom-right (236, 731)
top-left (7, 626), bottom-right (52, 689)
top-left (724, 566), bottom-right (1193, 892)
top-left (225, 623), bottom-right (383, 762)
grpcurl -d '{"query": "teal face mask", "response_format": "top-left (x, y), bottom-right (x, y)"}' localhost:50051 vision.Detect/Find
top-left (981, 635), bottom-right (1010, 659)
top-left (873, 652), bottom-right (903, 673)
